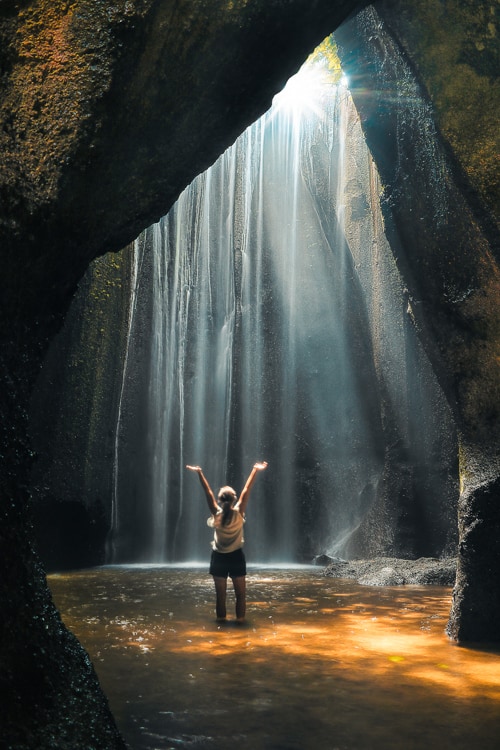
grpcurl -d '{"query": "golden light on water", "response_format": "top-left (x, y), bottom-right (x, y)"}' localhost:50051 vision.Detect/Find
top-left (137, 599), bottom-right (500, 702)
top-left (49, 567), bottom-right (500, 749)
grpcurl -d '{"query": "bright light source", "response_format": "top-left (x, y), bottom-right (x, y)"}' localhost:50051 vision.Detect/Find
top-left (272, 64), bottom-right (332, 119)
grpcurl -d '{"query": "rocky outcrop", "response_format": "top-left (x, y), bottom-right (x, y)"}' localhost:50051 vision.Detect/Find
top-left (322, 556), bottom-right (457, 586)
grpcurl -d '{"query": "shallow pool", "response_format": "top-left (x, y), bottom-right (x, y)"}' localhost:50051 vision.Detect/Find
top-left (48, 566), bottom-right (500, 750)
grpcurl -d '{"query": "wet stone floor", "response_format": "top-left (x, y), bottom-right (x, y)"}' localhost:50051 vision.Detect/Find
top-left (48, 566), bottom-right (500, 750)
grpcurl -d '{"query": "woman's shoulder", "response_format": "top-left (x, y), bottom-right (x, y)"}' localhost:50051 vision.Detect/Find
top-left (207, 511), bottom-right (222, 527)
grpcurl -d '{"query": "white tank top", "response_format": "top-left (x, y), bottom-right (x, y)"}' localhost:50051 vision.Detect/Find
top-left (207, 509), bottom-right (245, 552)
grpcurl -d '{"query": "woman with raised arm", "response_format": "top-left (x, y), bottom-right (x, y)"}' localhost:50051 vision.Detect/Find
top-left (186, 462), bottom-right (268, 623)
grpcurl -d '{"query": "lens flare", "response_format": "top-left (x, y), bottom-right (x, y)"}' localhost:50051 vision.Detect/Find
top-left (272, 64), bottom-right (334, 119)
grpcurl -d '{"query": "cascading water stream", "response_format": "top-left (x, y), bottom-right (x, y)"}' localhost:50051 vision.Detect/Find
top-left (108, 240), bottom-right (141, 561)
top-left (109, 41), bottom-right (456, 564)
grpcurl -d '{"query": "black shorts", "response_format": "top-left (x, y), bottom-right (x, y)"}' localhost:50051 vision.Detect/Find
top-left (209, 548), bottom-right (247, 579)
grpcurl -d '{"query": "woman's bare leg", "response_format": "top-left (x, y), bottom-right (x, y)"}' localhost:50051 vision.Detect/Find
top-left (232, 576), bottom-right (246, 621)
top-left (213, 576), bottom-right (227, 620)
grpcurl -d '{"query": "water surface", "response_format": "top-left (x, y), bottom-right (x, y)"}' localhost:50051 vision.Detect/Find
top-left (48, 567), bottom-right (500, 750)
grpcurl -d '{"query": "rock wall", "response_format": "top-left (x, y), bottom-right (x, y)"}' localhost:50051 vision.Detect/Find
top-left (335, 4), bottom-right (500, 640)
top-left (30, 248), bottom-right (137, 570)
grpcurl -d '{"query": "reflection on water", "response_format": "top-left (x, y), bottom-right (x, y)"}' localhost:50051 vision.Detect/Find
top-left (48, 567), bottom-right (500, 750)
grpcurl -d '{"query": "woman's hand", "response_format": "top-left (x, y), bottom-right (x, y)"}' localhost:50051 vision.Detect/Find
top-left (253, 461), bottom-right (268, 471)
top-left (186, 465), bottom-right (202, 473)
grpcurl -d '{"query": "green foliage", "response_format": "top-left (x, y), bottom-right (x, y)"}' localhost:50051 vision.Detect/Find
top-left (307, 35), bottom-right (343, 83)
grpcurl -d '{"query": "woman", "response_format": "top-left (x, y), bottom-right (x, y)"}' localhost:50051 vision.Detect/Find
top-left (186, 461), bottom-right (268, 622)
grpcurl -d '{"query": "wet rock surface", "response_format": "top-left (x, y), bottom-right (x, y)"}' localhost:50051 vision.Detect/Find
top-left (322, 556), bottom-right (457, 587)
top-left (335, 4), bottom-right (500, 643)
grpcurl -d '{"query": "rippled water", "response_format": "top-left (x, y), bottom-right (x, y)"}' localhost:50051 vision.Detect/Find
top-left (48, 567), bottom-right (500, 750)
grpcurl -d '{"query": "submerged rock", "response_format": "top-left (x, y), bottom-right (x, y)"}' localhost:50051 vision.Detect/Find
top-left (313, 554), bottom-right (343, 566)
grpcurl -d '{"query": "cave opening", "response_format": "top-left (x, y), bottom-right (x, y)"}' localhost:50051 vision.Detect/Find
top-left (31, 34), bottom-right (459, 572)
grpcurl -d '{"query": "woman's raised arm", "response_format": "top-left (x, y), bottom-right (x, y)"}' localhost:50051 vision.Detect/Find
top-left (236, 461), bottom-right (268, 515)
top-left (186, 465), bottom-right (218, 515)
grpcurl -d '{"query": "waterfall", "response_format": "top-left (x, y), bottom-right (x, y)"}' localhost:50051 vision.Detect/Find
top-left (108, 240), bottom-right (141, 561)
top-left (109, 43), bottom-right (456, 564)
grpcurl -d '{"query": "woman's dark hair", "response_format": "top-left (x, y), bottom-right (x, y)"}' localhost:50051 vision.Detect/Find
top-left (218, 486), bottom-right (237, 526)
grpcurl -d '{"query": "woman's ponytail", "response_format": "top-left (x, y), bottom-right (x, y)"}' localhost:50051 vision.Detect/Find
top-left (218, 487), bottom-right (237, 526)
top-left (221, 500), bottom-right (232, 526)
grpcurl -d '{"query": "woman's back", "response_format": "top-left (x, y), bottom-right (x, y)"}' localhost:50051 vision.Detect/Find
top-left (207, 508), bottom-right (245, 552)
